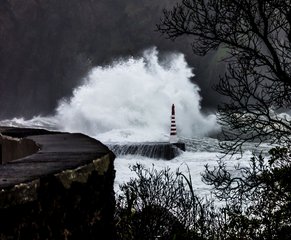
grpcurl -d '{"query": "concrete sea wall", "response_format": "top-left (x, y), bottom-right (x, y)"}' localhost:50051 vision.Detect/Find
top-left (0, 128), bottom-right (116, 240)
top-left (109, 142), bottom-right (186, 160)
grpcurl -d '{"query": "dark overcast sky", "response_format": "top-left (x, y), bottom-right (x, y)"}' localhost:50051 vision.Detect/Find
top-left (0, 0), bottom-right (224, 118)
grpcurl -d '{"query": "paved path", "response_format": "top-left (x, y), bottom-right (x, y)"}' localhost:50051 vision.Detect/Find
top-left (0, 128), bottom-right (113, 188)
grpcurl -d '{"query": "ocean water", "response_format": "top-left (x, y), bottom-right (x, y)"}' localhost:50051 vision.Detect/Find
top-left (111, 137), bottom-right (272, 196)
top-left (0, 48), bottom-right (272, 196)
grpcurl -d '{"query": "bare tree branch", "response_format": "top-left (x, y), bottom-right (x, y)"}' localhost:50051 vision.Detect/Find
top-left (158, 0), bottom-right (291, 153)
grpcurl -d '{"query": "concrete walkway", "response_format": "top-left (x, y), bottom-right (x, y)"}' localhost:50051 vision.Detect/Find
top-left (0, 128), bottom-right (114, 188)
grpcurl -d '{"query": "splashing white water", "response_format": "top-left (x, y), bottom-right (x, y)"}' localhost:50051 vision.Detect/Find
top-left (54, 48), bottom-right (218, 142)
top-left (0, 48), bottom-right (218, 142)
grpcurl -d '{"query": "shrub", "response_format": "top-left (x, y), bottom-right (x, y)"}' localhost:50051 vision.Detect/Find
top-left (115, 164), bottom-right (216, 240)
top-left (115, 148), bottom-right (291, 240)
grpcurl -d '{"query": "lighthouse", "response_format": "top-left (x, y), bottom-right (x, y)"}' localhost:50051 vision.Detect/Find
top-left (169, 104), bottom-right (178, 143)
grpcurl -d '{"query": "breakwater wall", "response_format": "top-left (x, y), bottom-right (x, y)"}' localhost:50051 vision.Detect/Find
top-left (0, 127), bottom-right (115, 240)
top-left (108, 142), bottom-right (185, 160)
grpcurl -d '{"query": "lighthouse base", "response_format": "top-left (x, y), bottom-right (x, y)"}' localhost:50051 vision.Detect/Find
top-left (108, 142), bottom-right (186, 160)
top-left (172, 142), bottom-right (186, 151)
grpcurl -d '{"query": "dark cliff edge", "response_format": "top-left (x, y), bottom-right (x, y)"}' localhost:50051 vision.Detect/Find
top-left (0, 127), bottom-right (116, 240)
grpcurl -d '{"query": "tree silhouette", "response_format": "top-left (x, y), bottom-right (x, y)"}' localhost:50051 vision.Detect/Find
top-left (158, 0), bottom-right (291, 153)
top-left (156, 2), bottom-right (291, 239)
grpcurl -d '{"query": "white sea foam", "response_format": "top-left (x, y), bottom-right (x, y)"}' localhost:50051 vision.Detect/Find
top-left (54, 48), bottom-right (218, 142)
top-left (114, 149), bottom-right (254, 196)
top-left (0, 48), bottom-right (218, 142)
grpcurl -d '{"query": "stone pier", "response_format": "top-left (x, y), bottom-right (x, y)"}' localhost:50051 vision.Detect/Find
top-left (0, 127), bottom-right (115, 240)
top-left (109, 142), bottom-right (186, 160)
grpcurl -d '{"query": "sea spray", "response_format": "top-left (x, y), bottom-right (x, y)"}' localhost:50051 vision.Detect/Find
top-left (0, 48), bottom-right (218, 142)
top-left (55, 48), bottom-right (218, 142)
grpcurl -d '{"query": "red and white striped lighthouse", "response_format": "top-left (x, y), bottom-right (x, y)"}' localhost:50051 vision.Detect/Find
top-left (170, 104), bottom-right (178, 143)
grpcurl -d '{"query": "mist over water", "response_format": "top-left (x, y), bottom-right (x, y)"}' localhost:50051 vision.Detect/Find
top-left (54, 48), bottom-right (218, 142)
